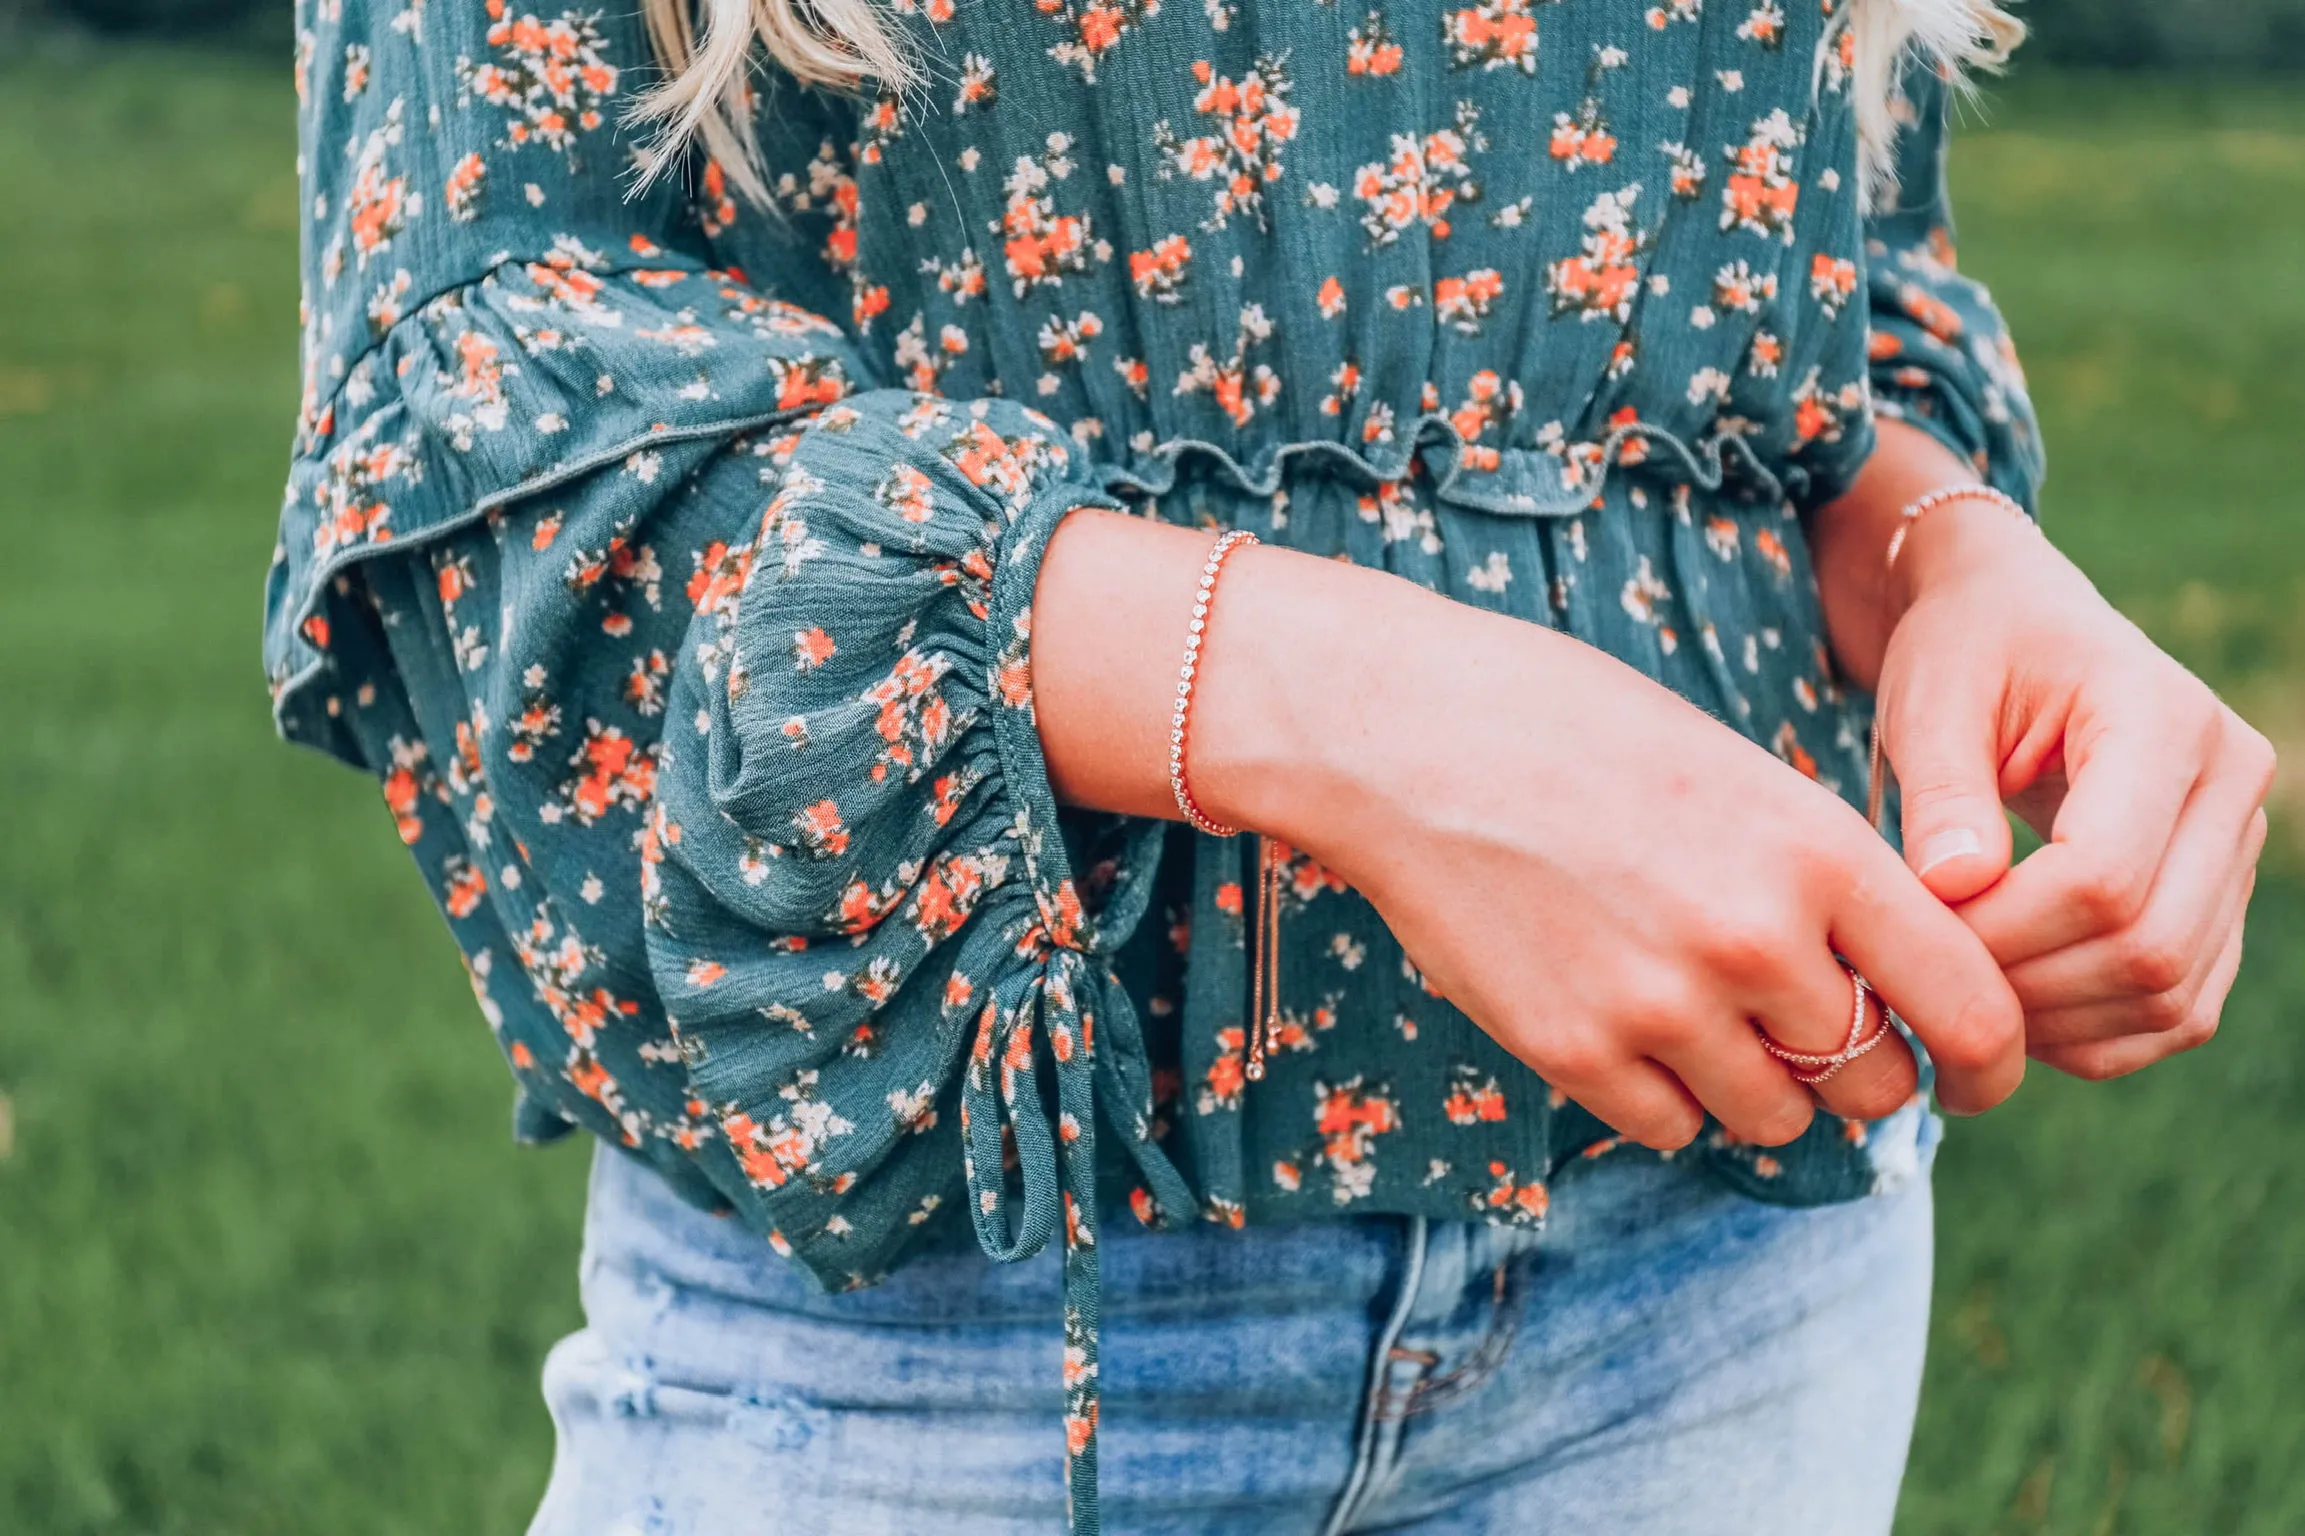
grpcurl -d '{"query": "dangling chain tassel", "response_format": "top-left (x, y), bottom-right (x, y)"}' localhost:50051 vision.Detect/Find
top-left (1245, 833), bottom-right (1284, 1081)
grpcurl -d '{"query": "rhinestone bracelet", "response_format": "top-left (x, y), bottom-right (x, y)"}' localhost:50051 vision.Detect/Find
top-left (1168, 529), bottom-right (1261, 838)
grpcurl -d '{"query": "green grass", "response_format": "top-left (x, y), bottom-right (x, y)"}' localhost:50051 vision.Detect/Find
top-left (0, 49), bottom-right (2300, 1536)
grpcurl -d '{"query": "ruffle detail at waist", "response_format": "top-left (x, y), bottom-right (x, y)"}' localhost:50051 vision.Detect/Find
top-left (1096, 406), bottom-right (1864, 518)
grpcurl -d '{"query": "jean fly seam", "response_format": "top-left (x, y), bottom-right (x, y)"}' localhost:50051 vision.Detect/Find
top-left (1322, 1215), bottom-right (1429, 1536)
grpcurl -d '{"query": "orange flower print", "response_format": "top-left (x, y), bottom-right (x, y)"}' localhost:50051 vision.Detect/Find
top-left (908, 850), bottom-right (998, 942)
top-left (381, 735), bottom-right (436, 845)
top-left (720, 1071), bottom-right (856, 1190)
top-left (460, 4), bottom-right (619, 153)
top-left (999, 148), bottom-right (1100, 298)
top-left (1175, 303), bottom-right (1281, 427)
top-left (1435, 268), bottom-right (1504, 335)
top-left (1810, 253), bottom-right (1858, 318)
top-left (792, 797), bottom-right (851, 859)
top-left (862, 649), bottom-right (960, 783)
top-left (1353, 104), bottom-right (1486, 247)
top-left (1547, 186), bottom-right (1647, 322)
top-left (697, 159), bottom-right (739, 239)
top-left (951, 52), bottom-right (997, 114)
top-left (1346, 10), bottom-right (1403, 77)
top-left (1752, 524), bottom-right (1792, 578)
top-left (1128, 234), bottom-right (1192, 303)
top-left (344, 101), bottom-right (411, 271)
top-left (1788, 366), bottom-right (1863, 449)
top-left (1478, 1161), bottom-right (1549, 1226)
top-left (1712, 259), bottom-right (1777, 316)
top-left (1309, 1076), bottom-right (1399, 1205)
top-left (443, 151), bottom-right (486, 223)
top-left (1747, 328), bottom-right (1785, 378)
top-left (876, 461), bottom-right (938, 524)
top-left (555, 721), bottom-right (658, 826)
top-left (1735, 0), bottom-right (1786, 49)
top-left (1153, 55), bottom-right (1300, 232)
top-left (1442, 0), bottom-right (1550, 73)
top-left (1896, 281), bottom-right (1965, 344)
top-left (1443, 1066), bottom-right (1509, 1126)
top-left (1037, 310), bottom-right (1106, 379)
top-left (1771, 720), bottom-right (1820, 780)
top-left (1199, 1026), bottom-right (1247, 1114)
top-left (441, 856), bottom-right (488, 919)
top-left (1547, 51), bottom-right (1626, 169)
top-left (1721, 110), bottom-right (1802, 243)
top-left (1039, 0), bottom-right (1159, 81)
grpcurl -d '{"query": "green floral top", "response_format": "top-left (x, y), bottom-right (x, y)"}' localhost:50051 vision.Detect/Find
top-left (264, 0), bottom-right (2042, 1522)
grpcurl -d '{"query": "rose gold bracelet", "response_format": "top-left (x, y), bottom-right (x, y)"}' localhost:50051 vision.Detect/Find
top-left (1866, 484), bottom-right (2034, 831)
top-left (1880, 483), bottom-right (2030, 574)
top-left (1168, 529), bottom-right (1261, 839)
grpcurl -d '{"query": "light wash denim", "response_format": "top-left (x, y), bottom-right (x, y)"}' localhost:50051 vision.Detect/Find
top-left (528, 1100), bottom-right (1938, 1536)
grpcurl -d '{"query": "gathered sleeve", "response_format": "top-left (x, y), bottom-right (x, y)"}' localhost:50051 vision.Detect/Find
top-left (1862, 64), bottom-right (2047, 513)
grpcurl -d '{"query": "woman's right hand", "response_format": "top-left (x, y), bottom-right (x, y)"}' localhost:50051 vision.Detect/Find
top-left (1033, 510), bottom-right (2026, 1151)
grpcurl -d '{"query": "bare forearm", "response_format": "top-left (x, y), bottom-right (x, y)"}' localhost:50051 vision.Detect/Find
top-left (1032, 505), bottom-right (1458, 853)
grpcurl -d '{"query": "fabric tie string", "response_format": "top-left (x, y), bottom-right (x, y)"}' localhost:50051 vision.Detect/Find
top-left (960, 943), bottom-right (1197, 1535)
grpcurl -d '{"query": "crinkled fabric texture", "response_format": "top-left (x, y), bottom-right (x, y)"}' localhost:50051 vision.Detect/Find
top-left (266, 0), bottom-right (2044, 1523)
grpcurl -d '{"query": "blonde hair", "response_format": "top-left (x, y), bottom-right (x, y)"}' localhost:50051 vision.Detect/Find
top-left (630, 0), bottom-right (922, 206)
top-left (1841, 0), bottom-right (2026, 213)
top-left (630, 0), bottom-right (2019, 212)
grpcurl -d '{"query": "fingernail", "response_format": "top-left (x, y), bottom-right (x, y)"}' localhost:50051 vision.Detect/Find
top-left (1917, 828), bottom-right (1983, 875)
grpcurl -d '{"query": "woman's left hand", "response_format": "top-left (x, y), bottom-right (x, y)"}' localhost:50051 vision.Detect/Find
top-left (1869, 496), bottom-right (2277, 1081)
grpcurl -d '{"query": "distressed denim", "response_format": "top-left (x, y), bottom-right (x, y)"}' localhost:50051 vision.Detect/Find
top-left (529, 1098), bottom-right (1937, 1535)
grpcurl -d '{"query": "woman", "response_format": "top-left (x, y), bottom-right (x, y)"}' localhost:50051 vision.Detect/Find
top-left (265, 0), bottom-right (2273, 1528)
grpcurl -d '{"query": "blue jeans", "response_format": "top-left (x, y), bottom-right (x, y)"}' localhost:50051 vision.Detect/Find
top-left (530, 1104), bottom-right (1938, 1535)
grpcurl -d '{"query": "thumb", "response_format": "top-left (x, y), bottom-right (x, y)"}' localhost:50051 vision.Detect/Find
top-left (1879, 661), bottom-right (2014, 905)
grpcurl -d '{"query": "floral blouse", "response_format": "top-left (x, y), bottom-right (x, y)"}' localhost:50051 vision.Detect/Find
top-left (265, 0), bottom-right (2042, 1522)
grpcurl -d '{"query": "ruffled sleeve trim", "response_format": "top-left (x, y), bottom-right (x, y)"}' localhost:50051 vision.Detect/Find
top-left (263, 253), bottom-right (881, 766)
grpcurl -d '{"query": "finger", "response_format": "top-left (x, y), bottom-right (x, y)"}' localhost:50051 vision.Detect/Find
top-left (1829, 830), bottom-right (2026, 1114)
top-left (2032, 915), bottom-right (2244, 1081)
top-left (1558, 1056), bottom-right (1709, 1153)
top-left (1957, 690), bottom-right (2209, 965)
top-left (1740, 950), bottom-right (1920, 1126)
top-left (1651, 1026), bottom-right (1816, 1148)
top-left (1805, 983), bottom-right (1922, 1126)
top-left (2022, 853), bottom-right (2249, 1047)
top-left (1999, 784), bottom-right (2266, 1012)
top-left (1879, 647), bottom-right (2018, 904)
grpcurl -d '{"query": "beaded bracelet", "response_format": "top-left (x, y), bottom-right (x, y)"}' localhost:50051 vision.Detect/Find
top-left (1865, 483), bottom-right (2034, 832)
top-left (1168, 529), bottom-right (1261, 838)
top-left (1881, 483), bottom-right (2030, 575)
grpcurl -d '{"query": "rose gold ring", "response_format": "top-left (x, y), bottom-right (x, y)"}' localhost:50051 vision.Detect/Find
top-left (1754, 963), bottom-right (1896, 1087)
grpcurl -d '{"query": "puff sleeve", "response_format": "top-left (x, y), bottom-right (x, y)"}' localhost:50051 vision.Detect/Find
top-left (1863, 64), bottom-right (2048, 512)
top-left (643, 394), bottom-right (1198, 1518)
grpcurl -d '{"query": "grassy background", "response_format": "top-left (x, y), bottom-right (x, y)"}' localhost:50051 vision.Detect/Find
top-left (0, 49), bottom-right (2300, 1536)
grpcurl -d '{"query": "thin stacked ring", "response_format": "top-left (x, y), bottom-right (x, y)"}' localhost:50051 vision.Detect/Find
top-left (1755, 963), bottom-right (1897, 1087)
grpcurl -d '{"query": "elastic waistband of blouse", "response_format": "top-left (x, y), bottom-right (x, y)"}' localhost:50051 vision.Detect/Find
top-left (1091, 409), bottom-right (1825, 519)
